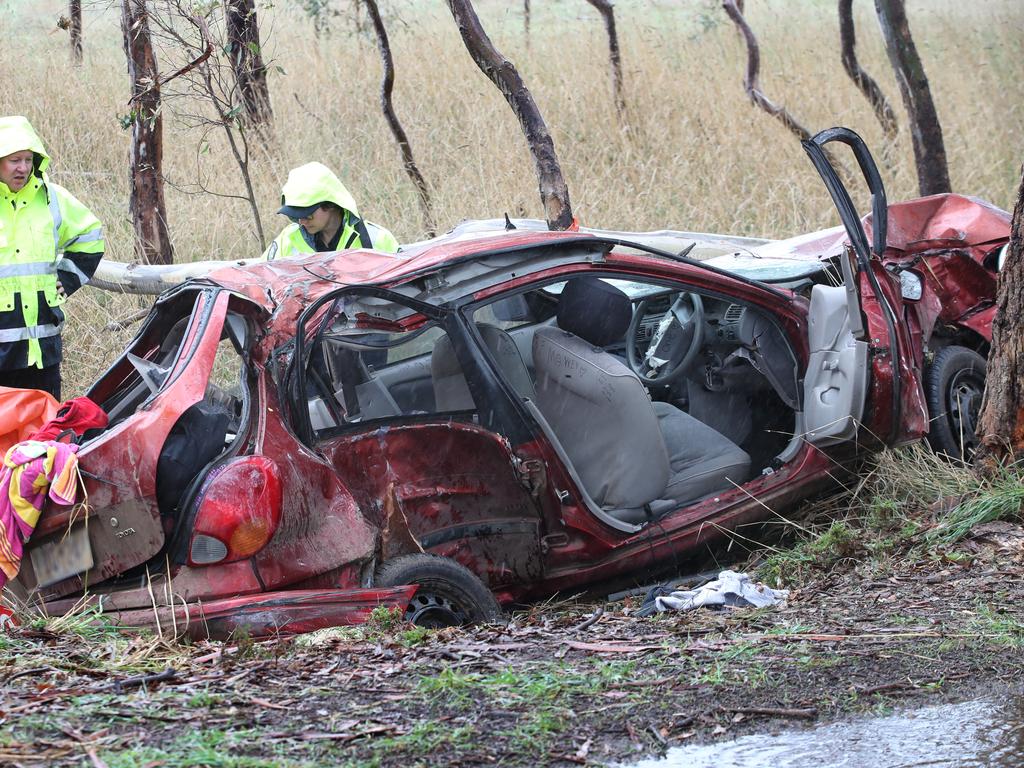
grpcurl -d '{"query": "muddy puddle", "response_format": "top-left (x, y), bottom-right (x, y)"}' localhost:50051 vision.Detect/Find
top-left (624, 695), bottom-right (1024, 767)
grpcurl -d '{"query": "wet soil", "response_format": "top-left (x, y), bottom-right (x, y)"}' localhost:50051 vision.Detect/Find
top-left (3, 547), bottom-right (1024, 767)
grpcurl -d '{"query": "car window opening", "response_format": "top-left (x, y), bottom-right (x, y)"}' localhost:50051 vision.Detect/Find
top-left (469, 275), bottom-right (802, 529)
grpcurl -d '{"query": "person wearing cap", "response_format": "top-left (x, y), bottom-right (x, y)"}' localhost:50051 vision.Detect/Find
top-left (0, 116), bottom-right (104, 400)
top-left (262, 162), bottom-right (399, 260)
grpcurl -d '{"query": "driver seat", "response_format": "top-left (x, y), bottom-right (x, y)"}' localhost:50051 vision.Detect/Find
top-left (532, 276), bottom-right (750, 525)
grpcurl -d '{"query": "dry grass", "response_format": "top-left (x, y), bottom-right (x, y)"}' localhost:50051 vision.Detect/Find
top-left (0, 0), bottom-right (1021, 395)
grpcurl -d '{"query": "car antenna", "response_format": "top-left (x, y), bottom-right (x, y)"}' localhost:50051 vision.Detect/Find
top-left (504, 213), bottom-right (517, 230)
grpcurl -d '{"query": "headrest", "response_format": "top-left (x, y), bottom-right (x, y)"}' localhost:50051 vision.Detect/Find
top-left (557, 276), bottom-right (632, 348)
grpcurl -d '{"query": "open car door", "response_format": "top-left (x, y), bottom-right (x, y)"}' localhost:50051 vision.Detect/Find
top-left (800, 127), bottom-right (927, 446)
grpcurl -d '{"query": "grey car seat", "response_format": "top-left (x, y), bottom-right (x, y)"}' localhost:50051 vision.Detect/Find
top-left (532, 276), bottom-right (751, 525)
top-left (432, 324), bottom-right (537, 411)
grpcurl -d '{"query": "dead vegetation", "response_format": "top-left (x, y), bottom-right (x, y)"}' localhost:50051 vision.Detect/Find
top-left (4, 443), bottom-right (1024, 765)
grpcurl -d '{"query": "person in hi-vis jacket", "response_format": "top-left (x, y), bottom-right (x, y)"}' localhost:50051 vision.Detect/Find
top-left (0, 116), bottom-right (104, 400)
top-left (262, 162), bottom-right (398, 260)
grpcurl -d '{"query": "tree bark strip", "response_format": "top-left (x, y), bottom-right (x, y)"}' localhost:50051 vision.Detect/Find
top-left (524, 0), bottom-right (531, 46)
top-left (364, 0), bottom-right (435, 236)
top-left (838, 0), bottom-right (897, 139)
top-left (225, 0), bottom-right (273, 130)
top-left (121, 0), bottom-right (174, 265)
top-left (976, 167), bottom-right (1024, 465)
top-left (446, 0), bottom-right (573, 231)
top-left (69, 0), bottom-right (83, 64)
top-left (874, 0), bottom-right (950, 195)
top-left (584, 0), bottom-right (626, 117)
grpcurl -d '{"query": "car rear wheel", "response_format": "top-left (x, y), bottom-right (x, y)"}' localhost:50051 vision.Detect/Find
top-left (375, 554), bottom-right (502, 628)
top-left (925, 345), bottom-right (986, 463)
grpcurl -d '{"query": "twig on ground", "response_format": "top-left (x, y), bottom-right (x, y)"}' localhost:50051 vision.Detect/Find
top-left (573, 606), bottom-right (604, 632)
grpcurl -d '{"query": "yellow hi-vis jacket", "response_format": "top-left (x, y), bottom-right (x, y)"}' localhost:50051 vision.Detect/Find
top-left (261, 162), bottom-right (399, 260)
top-left (0, 116), bottom-right (104, 370)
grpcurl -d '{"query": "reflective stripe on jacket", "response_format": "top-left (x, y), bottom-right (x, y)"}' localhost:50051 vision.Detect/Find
top-left (0, 117), bottom-right (104, 370)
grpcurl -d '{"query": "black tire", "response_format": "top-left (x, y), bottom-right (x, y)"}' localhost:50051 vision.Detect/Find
top-left (375, 554), bottom-right (502, 628)
top-left (925, 345), bottom-right (986, 463)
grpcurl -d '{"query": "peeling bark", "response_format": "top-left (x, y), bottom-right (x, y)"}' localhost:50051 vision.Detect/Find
top-left (364, 0), bottom-right (435, 237)
top-left (584, 0), bottom-right (626, 116)
top-left (446, 0), bottom-right (573, 231)
top-left (225, 0), bottom-right (273, 130)
top-left (69, 0), bottom-right (82, 64)
top-left (838, 0), bottom-right (897, 139)
top-left (976, 167), bottom-right (1024, 466)
top-left (874, 0), bottom-right (950, 195)
top-left (121, 0), bottom-right (174, 265)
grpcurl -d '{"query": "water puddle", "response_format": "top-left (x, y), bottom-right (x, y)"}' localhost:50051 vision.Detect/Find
top-left (625, 696), bottom-right (1024, 767)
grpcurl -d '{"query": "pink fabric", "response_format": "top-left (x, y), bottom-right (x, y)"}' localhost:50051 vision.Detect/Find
top-left (0, 440), bottom-right (81, 589)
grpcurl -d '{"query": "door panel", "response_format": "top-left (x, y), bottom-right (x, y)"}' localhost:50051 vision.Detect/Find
top-left (802, 284), bottom-right (869, 445)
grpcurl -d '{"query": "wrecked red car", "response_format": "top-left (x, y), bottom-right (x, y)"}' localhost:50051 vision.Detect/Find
top-left (9, 128), bottom-right (1009, 636)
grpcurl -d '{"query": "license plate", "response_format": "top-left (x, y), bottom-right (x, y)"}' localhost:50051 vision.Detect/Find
top-left (29, 526), bottom-right (94, 588)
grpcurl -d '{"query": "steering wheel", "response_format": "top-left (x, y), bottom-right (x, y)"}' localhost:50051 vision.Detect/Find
top-left (626, 292), bottom-right (704, 386)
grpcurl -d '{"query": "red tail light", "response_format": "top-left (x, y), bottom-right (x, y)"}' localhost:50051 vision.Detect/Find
top-left (188, 456), bottom-right (283, 566)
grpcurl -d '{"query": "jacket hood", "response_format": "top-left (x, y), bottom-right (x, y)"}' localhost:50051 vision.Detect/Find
top-left (0, 116), bottom-right (50, 174)
top-left (280, 162), bottom-right (358, 216)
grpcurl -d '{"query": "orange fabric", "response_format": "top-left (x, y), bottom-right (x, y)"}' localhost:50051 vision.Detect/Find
top-left (0, 387), bottom-right (59, 456)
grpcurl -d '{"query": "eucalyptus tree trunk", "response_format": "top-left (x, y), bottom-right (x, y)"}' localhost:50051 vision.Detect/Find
top-left (584, 0), bottom-right (626, 117)
top-left (838, 0), bottom-right (897, 139)
top-left (446, 0), bottom-right (573, 231)
top-left (874, 0), bottom-right (950, 195)
top-left (364, 0), bottom-right (435, 236)
top-left (225, 0), bottom-right (273, 130)
top-left (69, 0), bottom-right (83, 64)
top-left (121, 0), bottom-right (174, 265)
top-left (976, 168), bottom-right (1024, 466)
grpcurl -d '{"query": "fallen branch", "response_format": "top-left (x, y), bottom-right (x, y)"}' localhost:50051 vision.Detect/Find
top-left (723, 705), bottom-right (818, 719)
top-left (854, 671), bottom-right (968, 696)
top-left (573, 605), bottom-right (604, 632)
top-left (111, 667), bottom-right (177, 692)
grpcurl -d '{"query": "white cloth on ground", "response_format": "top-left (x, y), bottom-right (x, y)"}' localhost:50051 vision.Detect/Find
top-left (653, 569), bottom-right (789, 613)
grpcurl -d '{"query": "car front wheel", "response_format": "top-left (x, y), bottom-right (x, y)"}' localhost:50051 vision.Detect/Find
top-left (925, 345), bottom-right (986, 463)
top-left (375, 553), bottom-right (502, 628)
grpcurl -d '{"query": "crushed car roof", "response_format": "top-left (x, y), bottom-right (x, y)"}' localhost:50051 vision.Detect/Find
top-left (204, 229), bottom-right (600, 315)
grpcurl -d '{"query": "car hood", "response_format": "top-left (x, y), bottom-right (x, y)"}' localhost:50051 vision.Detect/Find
top-left (712, 193), bottom-right (1011, 281)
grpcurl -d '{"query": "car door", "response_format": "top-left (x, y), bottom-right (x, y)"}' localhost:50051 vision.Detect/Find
top-left (801, 127), bottom-right (928, 446)
top-left (288, 285), bottom-right (547, 589)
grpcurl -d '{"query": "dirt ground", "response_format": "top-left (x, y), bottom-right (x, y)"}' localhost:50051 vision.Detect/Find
top-left (3, 528), bottom-right (1024, 768)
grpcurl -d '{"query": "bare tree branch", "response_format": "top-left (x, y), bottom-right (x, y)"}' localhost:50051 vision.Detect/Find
top-left (722, 0), bottom-right (813, 142)
top-left (364, 0), bottom-right (435, 237)
top-left (584, 0), bottom-right (626, 117)
top-left (446, 0), bottom-right (573, 231)
top-left (838, 0), bottom-right (897, 139)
